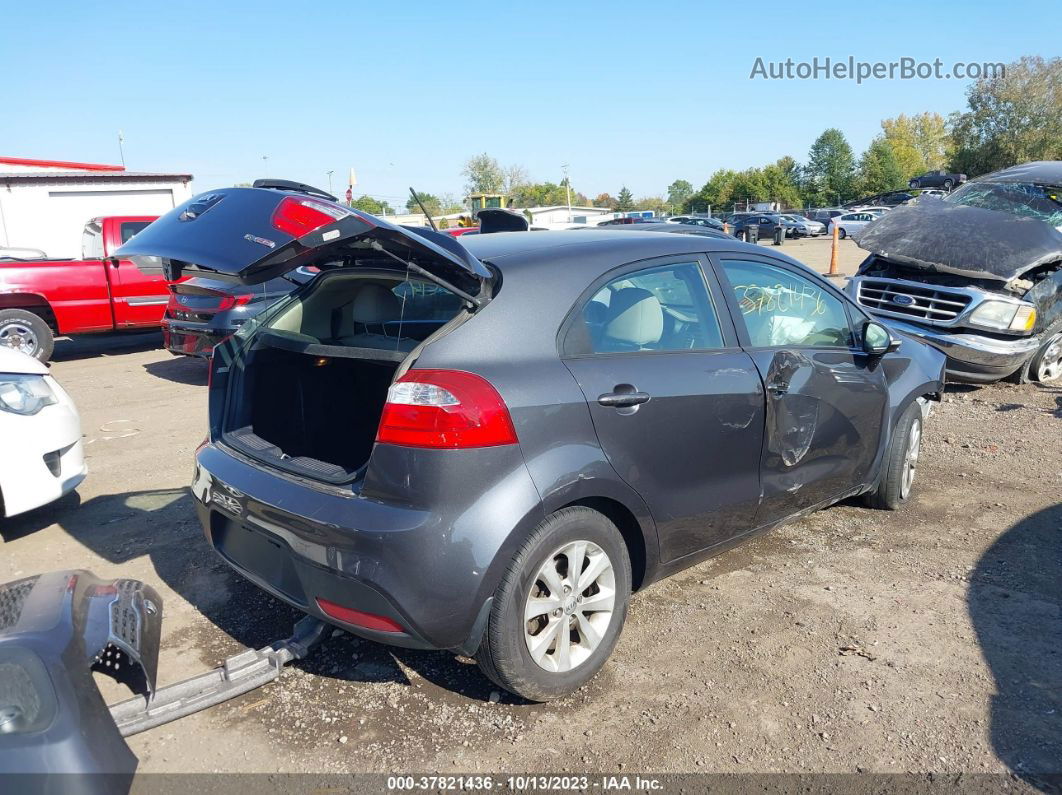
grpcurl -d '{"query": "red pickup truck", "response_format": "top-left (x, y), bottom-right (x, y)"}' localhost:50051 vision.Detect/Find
top-left (0, 215), bottom-right (172, 360)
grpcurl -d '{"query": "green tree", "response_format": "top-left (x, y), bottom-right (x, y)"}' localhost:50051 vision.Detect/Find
top-left (761, 157), bottom-right (804, 208)
top-left (805, 128), bottom-right (857, 206)
top-left (461, 153), bottom-right (506, 194)
top-left (685, 169), bottom-right (738, 212)
top-left (949, 55), bottom-right (1062, 176)
top-left (666, 179), bottom-right (694, 211)
top-left (635, 195), bottom-right (668, 215)
top-left (405, 191), bottom-right (442, 215)
top-left (730, 168), bottom-right (769, 207)
top-left (857, 137), bottom-right (906, 195)
top-left (615, 186), bottom-right (634, 212)
top-left (350, 195), bottom-right (393, 215)
top-left (438, 193), bottom-right (465, 214)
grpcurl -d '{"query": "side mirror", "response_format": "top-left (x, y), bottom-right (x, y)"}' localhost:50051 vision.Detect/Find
top-left (863, 320), bottom-right (899, 355)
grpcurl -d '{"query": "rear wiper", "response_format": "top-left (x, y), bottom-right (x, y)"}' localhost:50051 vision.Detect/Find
top-left (369, 241), bottom-right (484, 308)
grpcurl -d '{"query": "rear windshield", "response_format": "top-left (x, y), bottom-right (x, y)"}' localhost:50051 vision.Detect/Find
top-left (259, 271), bottom-right (464, 351)
top-left (946, 181), bottom-right (1062, 227)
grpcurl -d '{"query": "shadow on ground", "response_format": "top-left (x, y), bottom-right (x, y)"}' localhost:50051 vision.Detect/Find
top-left (0, 488), bottom-right (510, 701)
top-left (143, 356), bottom-right (210, 386)
top-left (51, 331), bottom-right (162, 362)
top-left (968, 502), bottom-right (1062, 786)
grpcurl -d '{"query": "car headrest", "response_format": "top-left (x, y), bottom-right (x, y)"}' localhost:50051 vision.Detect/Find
top-left (350, 284), bottom-right (400, 323)
top-left (603, 288), bottom-right (663, 346)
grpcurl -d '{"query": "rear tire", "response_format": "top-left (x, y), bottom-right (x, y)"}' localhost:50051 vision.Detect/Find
top-left (943, 179), bottom-right (953, 190)
top-left (863, 402), bottom-right (923, 510)
top-left (0, 308), bottom-right (54, 362)
top-left (909, 180), bottom-right (920, 189)
top-left (475, 507), bottom-right (631, 701)
top-left (838, 228), bottom-right (847, 239)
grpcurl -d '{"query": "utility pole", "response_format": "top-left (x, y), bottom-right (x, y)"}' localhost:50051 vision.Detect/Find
top-left (117, 131), bottom-right (126, 168)
top-left (562, 163), bottom-right (572, 223)
top-left (326, 170), bottom-right (334, 196)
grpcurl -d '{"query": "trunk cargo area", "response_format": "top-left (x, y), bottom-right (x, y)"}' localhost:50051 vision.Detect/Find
top-left (225, 340), bottom-right (401, 482)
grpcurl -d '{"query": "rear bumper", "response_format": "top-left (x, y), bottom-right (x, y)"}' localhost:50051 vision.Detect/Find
top-left (162, 322), bottom-right (226, 358)
top-left (190, 441), bottom-right (544, 651)
top-left (880, 316), bottom-right (1041, 382)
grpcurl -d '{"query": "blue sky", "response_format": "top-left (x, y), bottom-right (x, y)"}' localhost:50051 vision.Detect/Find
top-left (5, 0), bottom-right (1058, 204)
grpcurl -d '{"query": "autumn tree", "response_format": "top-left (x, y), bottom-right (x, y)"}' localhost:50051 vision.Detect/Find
top-left (462, 153), bottom-right (506, 194)
top-left (949, 55), bottom-right (1062, 176)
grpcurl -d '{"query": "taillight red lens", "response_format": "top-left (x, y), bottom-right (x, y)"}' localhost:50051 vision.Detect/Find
top-left (376, 369), bottom-right (518, 449)
top-left (316, 598), bottom-right (405, 633)
top-left (215, 293), bottom-right (253, 312)
top-left (271, 195), bottom-right (350, 238)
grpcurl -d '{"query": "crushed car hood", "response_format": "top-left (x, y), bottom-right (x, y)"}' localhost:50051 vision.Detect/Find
top-left (857, 200), bottom-right (1062, 282)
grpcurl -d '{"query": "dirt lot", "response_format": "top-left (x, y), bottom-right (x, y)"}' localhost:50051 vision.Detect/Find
top-left (2, 241), bottom-right (1059, 780)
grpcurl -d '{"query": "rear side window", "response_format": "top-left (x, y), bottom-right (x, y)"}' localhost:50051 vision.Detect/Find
top-left (120, 221), bottom-right (152, 243)
top-left (721, 260), bottom-right (854, 349)
top-left (564, 262), bottom-right (724, 355)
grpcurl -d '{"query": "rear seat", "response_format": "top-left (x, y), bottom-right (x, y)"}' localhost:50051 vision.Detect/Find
top-left (333, 284), bottom-right (419, 351)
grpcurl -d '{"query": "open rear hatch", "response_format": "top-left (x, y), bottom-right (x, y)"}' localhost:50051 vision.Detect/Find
top-left (115, 182), bottom-right (492, 297)
top-left (117, 184), bottom-right (491, 484)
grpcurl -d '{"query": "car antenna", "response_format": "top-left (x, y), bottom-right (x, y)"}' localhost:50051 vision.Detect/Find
top-left (409, 187), bottom-right (438, 232)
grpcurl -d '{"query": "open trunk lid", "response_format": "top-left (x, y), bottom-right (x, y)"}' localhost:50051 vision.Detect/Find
top-left (115, 185), bottom-right (492, 295)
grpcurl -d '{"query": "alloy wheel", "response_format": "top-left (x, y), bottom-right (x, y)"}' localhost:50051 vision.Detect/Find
top-left (0, 322), bottom-right (38, 357)
top-left (1035, 333), bottom-right (1062, 382)
top-left (523, 540), bottom-right (615, 673)
top-left (900, 419), bottom-right (922, 499)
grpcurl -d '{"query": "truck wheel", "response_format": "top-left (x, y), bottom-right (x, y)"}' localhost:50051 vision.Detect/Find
top-left (475, 507), bottom-right (631, 702)
top-left (0, 309), bottom-right (54, 362)
top-left (863, 401), bottom-right (923, 510)
top-left (1029, 323), bottom-right (1062, 383)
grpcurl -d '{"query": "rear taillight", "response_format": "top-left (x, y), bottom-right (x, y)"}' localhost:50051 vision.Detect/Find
top-left (376, 369), bottom-right (518, 449)
top-left (271, 196), bottom-right (351, 238)
top-left (316, 598), bottom-right (405, 633)
top-left (215, 293), bottom-right (253, 312)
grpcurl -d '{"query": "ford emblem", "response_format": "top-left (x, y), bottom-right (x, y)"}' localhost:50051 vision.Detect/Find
top-left (891, 295), bottom-right (914, 306)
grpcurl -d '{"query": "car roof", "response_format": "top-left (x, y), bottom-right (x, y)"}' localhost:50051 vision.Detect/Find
top-left (459, 228), bottom-right (804, 271)
top-left (977, 160), bottom-right (1062, 185)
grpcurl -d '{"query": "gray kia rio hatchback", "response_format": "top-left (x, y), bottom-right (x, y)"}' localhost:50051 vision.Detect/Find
top-left (119, 184), bottom-right (946, 701)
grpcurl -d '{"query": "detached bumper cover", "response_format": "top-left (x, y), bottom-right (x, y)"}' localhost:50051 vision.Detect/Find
top-left (882, 316), bottom-right (1041, 381)
top-left (0, 571), bottom-right (162, 777)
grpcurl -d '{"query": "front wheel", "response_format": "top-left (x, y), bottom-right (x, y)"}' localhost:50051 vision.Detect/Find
top-left (475, 507), bottom-right (632, 701)
top-left (0, 308), bottom-right (54, 362)
top-left (864, 401), bottom-right (923, 510)
top-left (1029, 324), bottom-right (1062, 383)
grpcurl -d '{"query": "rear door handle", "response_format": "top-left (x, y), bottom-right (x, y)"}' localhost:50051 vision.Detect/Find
top-left (598, 391), bottom-right (651, 408)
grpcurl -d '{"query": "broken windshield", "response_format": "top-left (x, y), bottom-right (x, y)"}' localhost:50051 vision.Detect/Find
top-left (945, 181), bottom-right (1062, 228)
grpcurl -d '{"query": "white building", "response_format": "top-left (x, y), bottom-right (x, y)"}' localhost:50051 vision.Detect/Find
top-left (0, 157), bottom-right (193, 258)
top-left (524, 206), bottom-right (614, 229)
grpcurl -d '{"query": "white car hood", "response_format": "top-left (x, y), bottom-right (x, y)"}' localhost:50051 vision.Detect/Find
top-left (0, 346), bottom-right (48, 375)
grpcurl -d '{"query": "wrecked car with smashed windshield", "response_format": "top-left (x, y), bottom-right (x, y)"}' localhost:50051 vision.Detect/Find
top-left (848, 161), bottom-right (1062, 383)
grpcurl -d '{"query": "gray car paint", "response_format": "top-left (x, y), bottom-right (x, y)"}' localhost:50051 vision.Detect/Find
top-left (182, 228), bottom-right (946, 654)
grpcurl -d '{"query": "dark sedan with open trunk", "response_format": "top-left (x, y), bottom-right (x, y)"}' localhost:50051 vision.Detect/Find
top-left (118, 184), bottom-right (945, 700)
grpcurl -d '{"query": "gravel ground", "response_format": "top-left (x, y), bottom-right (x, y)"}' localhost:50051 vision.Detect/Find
top-left (1, 292), bottom-right (1059, 782)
